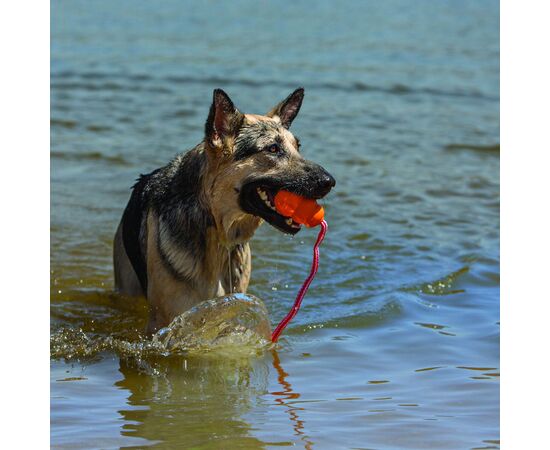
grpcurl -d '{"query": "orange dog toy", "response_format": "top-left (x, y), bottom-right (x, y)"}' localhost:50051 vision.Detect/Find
top-left (274, 190), bottom-right (324, 227)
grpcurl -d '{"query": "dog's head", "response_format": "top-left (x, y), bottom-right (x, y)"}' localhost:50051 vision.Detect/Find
top-left (203, 88), bottom-right (335, 238)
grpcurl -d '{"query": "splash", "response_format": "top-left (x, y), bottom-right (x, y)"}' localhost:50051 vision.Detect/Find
top-left (51, 294), bottom-right (272, 360)
top-left (153, 294), bottom-right (271, 353)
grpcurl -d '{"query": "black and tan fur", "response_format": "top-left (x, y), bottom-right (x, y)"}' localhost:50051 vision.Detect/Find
top-left (113, 88), bottom-right (335, 333)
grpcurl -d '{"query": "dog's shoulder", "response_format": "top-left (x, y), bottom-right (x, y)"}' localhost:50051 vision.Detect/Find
top-left (123, 147), bottom-right (215, 288)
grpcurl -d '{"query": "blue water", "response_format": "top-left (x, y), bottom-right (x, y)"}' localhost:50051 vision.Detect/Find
top-left (51, 1), bottom-right (500, 448)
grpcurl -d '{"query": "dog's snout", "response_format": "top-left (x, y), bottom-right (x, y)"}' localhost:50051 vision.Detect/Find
top-left (286, 160), bottom-right (335, 199)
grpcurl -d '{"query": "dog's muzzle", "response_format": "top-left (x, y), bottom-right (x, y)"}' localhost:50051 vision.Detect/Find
top-left (238, 162), bottom-right (335, 234)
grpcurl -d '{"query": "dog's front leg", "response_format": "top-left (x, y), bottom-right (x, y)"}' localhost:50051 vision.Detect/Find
top-left (144, 213), bottom-right (207, 333)
top-left (145, 247), bottom-right (209, 334)
top-left (146, 280), bottom-right (204, 334)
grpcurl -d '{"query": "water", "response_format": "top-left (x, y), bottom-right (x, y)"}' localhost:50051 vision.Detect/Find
top-left (51, 0), bottom-right (499, 448)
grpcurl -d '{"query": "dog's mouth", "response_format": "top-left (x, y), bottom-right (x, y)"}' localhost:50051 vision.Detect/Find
top-left (240, 183), bottom-right (307, 234)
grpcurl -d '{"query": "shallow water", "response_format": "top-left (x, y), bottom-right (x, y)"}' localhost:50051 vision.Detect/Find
top-left (51, 0), bottom-right (499, 448)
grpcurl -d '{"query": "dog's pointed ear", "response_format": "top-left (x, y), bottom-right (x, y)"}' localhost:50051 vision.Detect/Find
top-left (267, 88), bottom-right (304, 129)
top-left (205, 89), bottom-right (244, 148)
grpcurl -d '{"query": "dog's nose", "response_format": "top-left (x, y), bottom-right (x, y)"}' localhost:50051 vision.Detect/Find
top-left (316, 170), bottom-right (336, 197)
top-left (321, 172), bottom-right (336, 189)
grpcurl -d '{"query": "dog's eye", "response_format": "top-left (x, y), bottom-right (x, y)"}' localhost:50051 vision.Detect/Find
top-left (267, 143), bottom-right (280, 154)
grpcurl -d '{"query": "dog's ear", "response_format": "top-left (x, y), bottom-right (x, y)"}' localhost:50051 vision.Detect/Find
top-left (205, 89), bottom-right (244, 149)
top-left (267, 88), bottom-right (304, 129)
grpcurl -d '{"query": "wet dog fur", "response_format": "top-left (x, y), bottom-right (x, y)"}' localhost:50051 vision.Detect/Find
top-left (113, 88), bottom-right (335, 333)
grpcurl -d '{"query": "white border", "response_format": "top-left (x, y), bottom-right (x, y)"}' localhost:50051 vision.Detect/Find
top-left (0, 1), bottom-right (50, 447)
top-left (501, 1), bottom-right (550, 449)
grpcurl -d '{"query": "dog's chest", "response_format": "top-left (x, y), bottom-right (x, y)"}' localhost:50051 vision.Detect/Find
top-left (157, 217), bottom-right (229, 293)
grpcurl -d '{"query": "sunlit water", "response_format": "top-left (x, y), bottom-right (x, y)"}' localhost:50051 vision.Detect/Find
top-left (51, 0), bottom-right (499, 448)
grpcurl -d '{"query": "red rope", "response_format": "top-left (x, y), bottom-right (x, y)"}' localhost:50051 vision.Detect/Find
top-left (271, 220), bottom-right (328, 342)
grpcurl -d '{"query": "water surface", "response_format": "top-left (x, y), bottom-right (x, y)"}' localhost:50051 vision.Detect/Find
top-left (51, 1), bottom-right (500, 448)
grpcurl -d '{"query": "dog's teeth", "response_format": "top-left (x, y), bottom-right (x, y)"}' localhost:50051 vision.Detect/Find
top-left (256, 187), bottom-right (279, 211)
top-left (286, 218), bottom-right (293, 226)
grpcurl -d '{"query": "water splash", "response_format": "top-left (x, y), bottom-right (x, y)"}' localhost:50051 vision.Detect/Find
top-left (51, 294), bottom-right (272, 360)
top-left (153, 294), bottom-right (271, 353)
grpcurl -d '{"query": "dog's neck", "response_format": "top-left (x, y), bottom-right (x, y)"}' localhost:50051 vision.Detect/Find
top-left (199, 143), bottom-right (262, 249)
top-left (210, 211), bottom-right (262, 249)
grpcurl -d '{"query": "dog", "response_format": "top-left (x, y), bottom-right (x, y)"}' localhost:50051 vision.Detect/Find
top-left (113, 88), bottom-right (335, 333)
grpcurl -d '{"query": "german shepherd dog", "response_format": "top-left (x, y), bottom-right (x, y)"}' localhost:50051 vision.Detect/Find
top-left (113, 88), bottom-right (335, 333)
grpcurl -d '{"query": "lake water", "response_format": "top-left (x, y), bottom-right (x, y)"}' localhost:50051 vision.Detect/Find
top-left (51, 0), bottom-right (500, 448)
